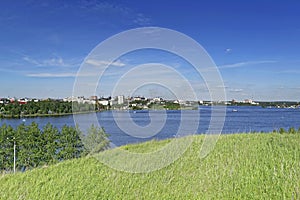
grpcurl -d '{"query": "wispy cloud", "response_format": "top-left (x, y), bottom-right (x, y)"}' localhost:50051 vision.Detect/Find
top-left (24, 0), bottom-right (152, 26)
top-left (26, 73), bottom-right (77, 78)
top-left (23, 55), bottom-right (79, 67)
top-left (133, 13), bottom-right (151, 26)
top-left (26, 71), bottom-right (102, 78)
top-left (218, 60), bottom-right (276, 69)
top-left (26, 70), bottom-right (106, 78)
top-left (86, 59), bottom-right (126, 67)
top-left (225, 48), bottom-right (232, 53)
top-left (228, 88), bottom-right (243, 92)
top-left (78, 0), bottom-right (152, 26)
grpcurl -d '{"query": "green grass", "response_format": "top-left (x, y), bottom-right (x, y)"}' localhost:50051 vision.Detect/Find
top-left (1, 133), bottom-right (300, 199)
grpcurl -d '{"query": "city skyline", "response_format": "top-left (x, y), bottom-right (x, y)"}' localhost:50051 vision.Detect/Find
top-left (0, 1), bottom-right (300, 101)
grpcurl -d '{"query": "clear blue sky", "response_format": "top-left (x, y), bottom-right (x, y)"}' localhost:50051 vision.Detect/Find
top-left (0, 0), bottom-right (300, 101)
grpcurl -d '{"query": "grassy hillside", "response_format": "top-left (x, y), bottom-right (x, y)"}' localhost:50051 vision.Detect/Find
top-left (1, 133), bottom-right (300, 199)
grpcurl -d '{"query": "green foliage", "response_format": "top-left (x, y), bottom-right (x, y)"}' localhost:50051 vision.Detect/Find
top-left (148, 103), bottom-right (164, 110)
top-left (57, 125), bottom-right (84, 160)
top-left (279, 127), bottom-right (286, 134)
top-left (81, 125), bottom-right (110, 155)
top-left (0, 124), bottom-right (15, 170)
top-left (0, 123), bottom-right (109, 172)
top-left (277, 127), bottom-right (299, 134)
top-left (0, 100), bottom-right (97, 118)
top-left (39, 123), bottom-right (59, 165)
top-left (130, 100), bottom-right (147, 105)
top-left (0, 133), bottom-right (300, 199)
top-left (163, 102), bottom-right (180, 110)
top-left (72, 102), bottom-right (95, 113)
top-left (288, 127), bottom-right (296, 134)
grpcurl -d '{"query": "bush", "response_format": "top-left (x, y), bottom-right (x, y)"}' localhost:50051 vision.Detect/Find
top-left (279, 127), bottom-right (286, 134)
top-left (288, 127), bottom-right (296, 134)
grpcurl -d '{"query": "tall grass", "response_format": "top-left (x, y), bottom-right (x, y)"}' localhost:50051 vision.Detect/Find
top-left (0, 133), bottom-right (299, 199)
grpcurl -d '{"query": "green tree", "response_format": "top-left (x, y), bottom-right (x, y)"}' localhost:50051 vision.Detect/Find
top-left (0, 122), bottom-right (109, 172)
top-left (15, 123), bottom-right (29, 170)
top-left (19, 122), bottom-right (43, 168)
top-left (0, 124), bottom-right (15, 171)
top-left (81, 125), bottom-right (110, 155)
top-left (57, 125), bottom-right (84, 160)
top-left (40, 123), bottom-right (59, 165)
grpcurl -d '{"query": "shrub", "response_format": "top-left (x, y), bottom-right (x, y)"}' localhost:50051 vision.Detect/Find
top-left (279, 127), bottom-right (286, 134)
top-left (288, 127), bottom-right (296, 134)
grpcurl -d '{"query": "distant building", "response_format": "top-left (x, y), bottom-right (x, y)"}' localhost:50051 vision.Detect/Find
top-left (89, 96), bottom-right (98, 101)
top-left (153, 97), bottom-right (163, 102)
top-left (18, 98), bottom-right (28, 105)
top-left (63, 96), bottom-right (96, 104)
top-left (63, 96), bottom-right (83, 103)
top-left (243, 99), bottom-right (259, 105)
top-left (117, 95), bottom-right (124, 104)
top-left (99, 100), bottom-right (109, 106)
top-left (177, 100), bottom-right (187, 105)
top-left (133, 96), bottom-right (141, 101)
top-left (244, 99), bottom-right (253, 104)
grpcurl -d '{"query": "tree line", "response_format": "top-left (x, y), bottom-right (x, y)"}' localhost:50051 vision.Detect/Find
top-left (0, 100), bottom-right (97, 118)
top-left (0, 122), bottom-right (109, 172)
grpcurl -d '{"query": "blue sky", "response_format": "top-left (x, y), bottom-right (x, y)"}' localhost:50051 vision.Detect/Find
top-left (0, 0), bottom-right (300, 101)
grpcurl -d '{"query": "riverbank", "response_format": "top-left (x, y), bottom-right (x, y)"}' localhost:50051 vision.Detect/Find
top-left (0, 110), bottom-right (102, 119)
top-left (1, 132), bottom-right (299, 199)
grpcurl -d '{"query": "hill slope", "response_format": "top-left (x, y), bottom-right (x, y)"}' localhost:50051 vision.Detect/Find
top-left (1, 133), bottom-right (300, 199)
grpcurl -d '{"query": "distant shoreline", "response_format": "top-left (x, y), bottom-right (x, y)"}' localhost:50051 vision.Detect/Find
top-left (1, 104), bottom-right (299, 119)
top-left (0, 110), bottom-right (101, 119)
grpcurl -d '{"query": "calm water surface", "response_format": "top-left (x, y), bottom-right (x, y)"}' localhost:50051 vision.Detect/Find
top-left (1, 106), bottom-right (300, 146)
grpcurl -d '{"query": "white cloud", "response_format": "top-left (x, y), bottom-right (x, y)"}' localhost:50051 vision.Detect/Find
top-left (23, 56), bottom-right (78, 67)
top-left (225, 48), bottom-right (232, 53)
top-left (218, 60), bottom-right (276, 69)
top-left (23, 56), bottom-right (40, 65)
top-left (26, 71), bottom-right (101, 78)
top-left (133, 13), bottom-right (151, 26)
top-left (229, 88), bottom-right (243, 92)
top-left (216, 85), bottom-right (228, 89)
top-left (85, 59), bottom-right (126, 67)
top-left (26, 73), bottom-right (77, 78)
top-left (79, 1), bottom-right (151, 26)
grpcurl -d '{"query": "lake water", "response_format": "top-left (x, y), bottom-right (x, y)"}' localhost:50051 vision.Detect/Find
top-left (1, 106), bottom-right (300, 146)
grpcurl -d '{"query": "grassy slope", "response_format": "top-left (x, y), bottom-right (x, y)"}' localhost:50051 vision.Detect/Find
top-left (1, 133), bottom-right (300, 199)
